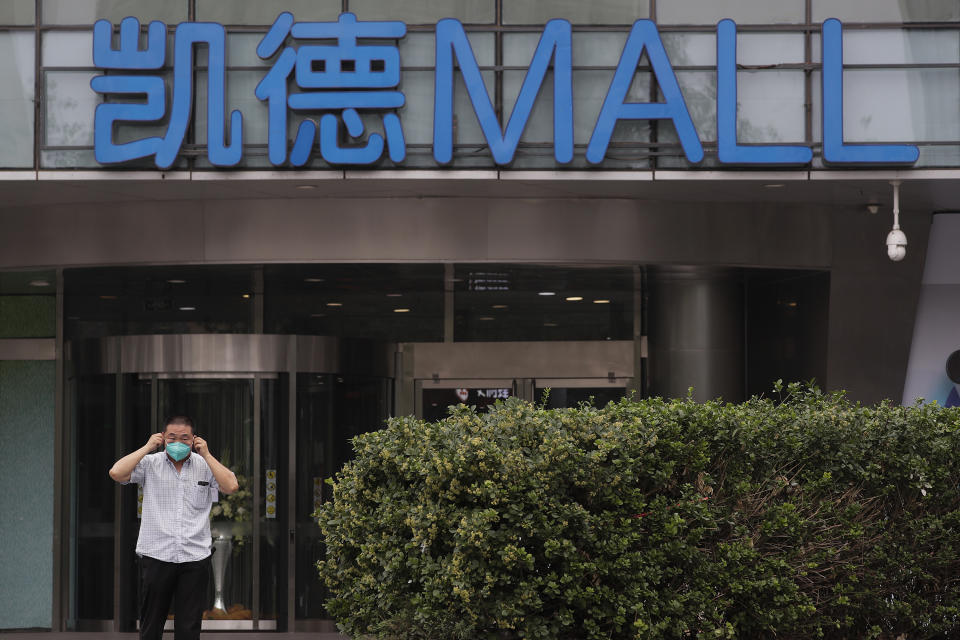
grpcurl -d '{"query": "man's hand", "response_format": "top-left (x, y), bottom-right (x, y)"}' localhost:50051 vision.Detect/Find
top-left (145, 432), bottom-right (164, 451)
top-left (195, 436), bottom-right (240, 494)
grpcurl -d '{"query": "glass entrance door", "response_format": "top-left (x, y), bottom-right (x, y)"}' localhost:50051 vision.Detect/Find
top-left (115, 375), bottom-right (285, 631)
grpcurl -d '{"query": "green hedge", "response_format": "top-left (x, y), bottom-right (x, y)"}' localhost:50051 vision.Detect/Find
top-left (317, 385), bottom-right (960, 639)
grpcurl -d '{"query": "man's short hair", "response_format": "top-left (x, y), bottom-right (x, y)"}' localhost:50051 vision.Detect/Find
top-left (164, 415), bottom-right (195, 435)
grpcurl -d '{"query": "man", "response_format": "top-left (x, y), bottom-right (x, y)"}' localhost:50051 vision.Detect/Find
top-left (109, 416), bottom-right (240, 640)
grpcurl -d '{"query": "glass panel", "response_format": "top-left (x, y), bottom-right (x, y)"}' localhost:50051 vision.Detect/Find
top-left (264, 264), bottom-right (444, 341)
top-left (454, 265), bottom-right (634, 341)
top-left (118, 375), bottom-right (152, 631)
top-left (64, 266), bottom-right (257, 341)
top-left (735, 70), bottom-right (807, 143)
top-left (576, 69), bottom-right (649, 145)
top-left (259, 376), bottom-right (288, 625)
top-left (661, 33), bottom-right (715, 66)
top-left (572, 32), bottom-right (630, 67)
top-left (349, 0), bottom-right (494, 24)
top-left (44, 71), bottom-right (98, 146)
top-left (197, 0), bottom-right (341, 24)
top-left (810, 69), bottom-right (960, 142)
top-left (812, 0), bottom-right (960, 23)
top-left (669, 71), bottom-right (716, 142)
top-left (43, 30), bottom-right (93, 67)
top-left (812, 29), bottom-right (960, 64)
top-left (42, 0), bottom-right (188, 24)
top-left (400, 31), bottom-right (495, 67)
top-left (0, 33), bottom-right (34, 167)
top-left (158, 379), bottom-right (254, 621)
top-left (422, 386), bottom-right (513, 421)
top-left (504, 0), bottom-right (649, 25)
top-left (738, 33), bottom-right (805, 65)
top-left (535, 386), bottom-right (626, 409)
top-left (295, 374), bottom-right (391, 619)
top-left (74, 374), bottom-right (116, 620)
top-left (0, 0), bottom-right (35, 25)
top-left (196, 70), bottom-right (267, 146)
top-left (401, 69), bottom-right (493, 146)
top-left (658, 0), bottom-right (804, 25)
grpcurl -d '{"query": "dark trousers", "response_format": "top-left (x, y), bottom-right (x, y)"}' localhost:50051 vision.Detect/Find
top-left (139, 555), bottom-right (210, 640)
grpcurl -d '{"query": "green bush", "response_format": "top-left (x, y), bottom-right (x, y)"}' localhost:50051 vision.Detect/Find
top-left (316, 384), bottom-right (960, 639)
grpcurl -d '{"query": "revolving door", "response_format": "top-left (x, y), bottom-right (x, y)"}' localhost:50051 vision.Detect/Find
top-left (67, 335), bottom-right (393, 632)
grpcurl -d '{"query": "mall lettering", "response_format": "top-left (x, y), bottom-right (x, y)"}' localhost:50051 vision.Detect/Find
top-left (92, 15), bottom-right (919, 168)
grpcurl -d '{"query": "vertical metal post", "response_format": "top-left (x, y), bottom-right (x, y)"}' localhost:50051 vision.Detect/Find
top-left (252, 377), bottom-right (262, 630)
top-left (52, 268), bottom-right (65, 630)
top-left (112, 345), bottom-right (124, 630)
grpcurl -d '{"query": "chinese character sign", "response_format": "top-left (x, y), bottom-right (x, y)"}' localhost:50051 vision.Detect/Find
top-left (91, 16), bottom-right (242, 168)
top-left (91, 12), bottom-right (406, 169)
top-left (90, 14), bottom-right (919, 169)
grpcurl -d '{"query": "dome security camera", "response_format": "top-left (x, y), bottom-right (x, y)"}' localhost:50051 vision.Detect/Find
top-left (886, 228), bottom-right (907, 261)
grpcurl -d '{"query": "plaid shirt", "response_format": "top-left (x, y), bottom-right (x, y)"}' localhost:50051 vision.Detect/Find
top-left (125, 451), bottom-right (220, 563)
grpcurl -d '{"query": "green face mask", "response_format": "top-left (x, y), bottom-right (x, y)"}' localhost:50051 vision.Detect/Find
top-left (166, 441), bottom-right (191, 461)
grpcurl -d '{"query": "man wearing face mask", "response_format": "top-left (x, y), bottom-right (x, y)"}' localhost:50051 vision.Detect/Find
top-left (109, 416), bottom-right (239, 640)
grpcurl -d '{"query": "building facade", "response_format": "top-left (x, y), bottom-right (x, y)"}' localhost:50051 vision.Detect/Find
top-left (1, 0), bottom-right (959, 632)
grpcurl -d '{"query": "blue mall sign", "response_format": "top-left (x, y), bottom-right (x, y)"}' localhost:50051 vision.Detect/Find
top-left (91, 14), bottom-right (920, 169)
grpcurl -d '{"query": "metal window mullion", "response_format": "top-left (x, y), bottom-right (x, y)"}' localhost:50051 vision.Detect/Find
top-left (252, 376), bottom-right (261, 629)
top-left (52, 268), bottom-right (65, 630)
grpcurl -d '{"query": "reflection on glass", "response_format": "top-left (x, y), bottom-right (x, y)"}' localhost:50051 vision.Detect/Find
top-left (812, 29), bottom-right (960, 64)
top-left (197, 0), bottom-right (341, 24)
top-left (0, 0), bottom-right (34, 25)
top-left (42, 0), bottom-right (188, 24)
top-left (44, 71), bottom-right (97, 147)
top-left (658, 0), bottom-right (803, 25)
top-left (504, 0), bottom-right (649, 25)
top-left (296, 374), bottom-right (391, 619)
top-left (812, 0), bottom-right (960, 23)
top-left (535, 386), bottom-right (626, 409)
top-left (0, 33), bottom-right (34, 167)
top-left (422, 386), bottom-right (512, 421)
top-left (349, 0), bottom-right (494, 23)
top-left (454, 264), bottom-right (633, 341)
top-left (74, 374), bottom-right (117, 621)
top-left (810, 69), bottom-right (960, 143)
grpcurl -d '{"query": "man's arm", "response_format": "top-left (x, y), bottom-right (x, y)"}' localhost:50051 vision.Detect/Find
top-left (109, 432), bottom-right (163, 483)
top-left (194, 436), bottom-right (240, 495)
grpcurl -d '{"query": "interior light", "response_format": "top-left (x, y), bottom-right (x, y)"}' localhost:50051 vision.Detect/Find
top-left (479, 316), bottom-right (495, 321)
top-left (593, 299), bottom-right (610, 304)
top-left (763, 183), bottom-right (785, 188)
top-left (304, 278), bottom-right (325, 283)
top-left (543, 322), bottom-right (558, 327)
top-left (167, 279), bottom-right (186, 284)
top-left (386, 293), bottom-right (403, 297)
top-left (538, 291), bottom-right (555, 296)
top-left (179, 306), bottom-right (196, 311)
top-left (326, 302), bottom-right (343, 307)
top-left (99, 295), bottom-right (118, 300)
top-left (492, 304), bottom-right (508, 309)
top-left (565, 296), bottom-right (583, 302)
top-left (28, 279), bottom-right (51, 287)
top-left (296, 184), bottom-right (317, 190)
top-left (241, 293), bottom-right (251, 299)
top-left (393, 308), bottom-right (411, 313)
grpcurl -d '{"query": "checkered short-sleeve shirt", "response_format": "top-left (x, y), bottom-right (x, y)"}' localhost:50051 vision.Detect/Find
top-left (125, 451), bottom-right (220, 563)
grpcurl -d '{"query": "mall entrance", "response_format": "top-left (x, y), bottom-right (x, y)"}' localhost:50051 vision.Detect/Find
top-left (67, 335), bottom-right (392, 632)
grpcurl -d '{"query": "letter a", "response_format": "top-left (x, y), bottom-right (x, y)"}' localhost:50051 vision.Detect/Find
top-left (587, 20), bottom-right (702, 164)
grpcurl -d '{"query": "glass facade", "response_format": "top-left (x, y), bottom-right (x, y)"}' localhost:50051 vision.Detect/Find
top-left (0, 0), bottom-right (942, 169)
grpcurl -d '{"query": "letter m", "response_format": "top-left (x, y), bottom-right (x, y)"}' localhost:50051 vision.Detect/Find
top-left (433, 18), bottom-right (573, 165)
